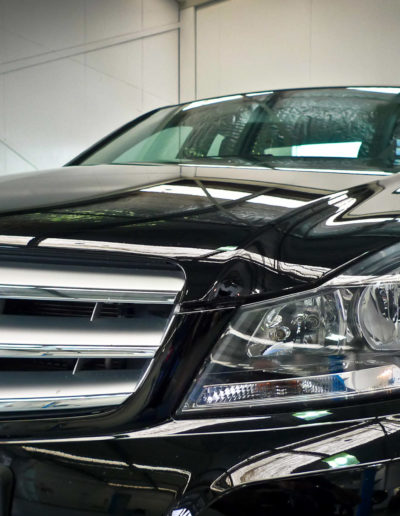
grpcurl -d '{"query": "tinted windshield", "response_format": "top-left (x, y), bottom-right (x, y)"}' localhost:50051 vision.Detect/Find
top-left (75, 87), bottom-right (400, 170)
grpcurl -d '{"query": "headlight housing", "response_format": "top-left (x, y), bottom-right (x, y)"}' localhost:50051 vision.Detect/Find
top-left (181, 245), bottom-right (400, 412)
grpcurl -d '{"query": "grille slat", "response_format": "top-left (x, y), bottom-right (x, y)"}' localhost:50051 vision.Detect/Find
top-left (0, 369), bottom-right (142, 412)
top-left (0, 314), bottom-right (166, 356)
top-left (0, 260), bottom-right (184, 414)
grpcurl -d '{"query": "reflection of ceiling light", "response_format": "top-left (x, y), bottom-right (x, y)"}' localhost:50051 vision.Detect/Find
top-left (323, 452), bottom-right (359, 468)
top-left (141, 184), bottom-right (306, 208)
top-left (182, 95), bottom-right (243, 111)
top-left (266, 142), bottom-right (362, 159)
top-left (245, 91), bottom-right (273, 97)
top-left (293, 410), bottom-right (331, 421)
top-left (326, 217), bottom-right (393, 226)
top-left (348, 87), bottom-right (400, 95)
top-left (291, 141), bottom-right (361, 158)
top-left (249, 194), bottom-right (305, 208)
top-left (0, 235), bottom-right (33, 246)
top-left (142, 184), bottom-right (247, 200)
top-left (22, 446), bottom-right (129, 467)
top-left (172, 510), bottom-right (193, 516)
top-left (216, 246), bottom-right (238, 251)
top-left (325, 195), bottom-right (393, 226)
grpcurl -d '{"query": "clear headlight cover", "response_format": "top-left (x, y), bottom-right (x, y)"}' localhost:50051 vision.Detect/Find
top-left (182, 245), bottom-right (400, 412)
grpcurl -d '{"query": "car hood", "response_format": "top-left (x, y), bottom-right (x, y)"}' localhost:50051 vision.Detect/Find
top-left (0, 163), bottom-right (399, 305)
top-left (0, 163), bottom-right (311, 250)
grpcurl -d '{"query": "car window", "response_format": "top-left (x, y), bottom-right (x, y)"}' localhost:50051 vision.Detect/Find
top-left (114, 126), bottom-right (193, 163)
top-left (76, 87), bottom-right (400, 171)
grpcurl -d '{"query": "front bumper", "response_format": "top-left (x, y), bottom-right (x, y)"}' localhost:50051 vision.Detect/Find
top-left (1, 296), bottom-right (400, 515)
top-left (4, 409), bottom-right (400, 516)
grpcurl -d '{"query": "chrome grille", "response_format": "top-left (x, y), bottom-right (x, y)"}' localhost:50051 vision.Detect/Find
top-left (0, 261), bottom-right (184, 413)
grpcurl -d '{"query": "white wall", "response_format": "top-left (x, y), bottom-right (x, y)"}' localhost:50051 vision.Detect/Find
top-left (181, 0), bottom-right (400, 100)
top-left (0, 0), bottom-right (179, 174)
top-left (3, 0), bottom-right (400, 175)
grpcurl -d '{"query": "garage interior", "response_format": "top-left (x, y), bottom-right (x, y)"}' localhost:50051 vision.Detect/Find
top-left (1, 3), bottom-right (400, 516)
top-left (1, 0), bottom-right (400, 175)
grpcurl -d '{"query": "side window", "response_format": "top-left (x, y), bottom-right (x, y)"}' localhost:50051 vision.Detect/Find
top-left (207, 134), bottom-right (225, 156)
top-left (114, 126), bottom-right (193, 163)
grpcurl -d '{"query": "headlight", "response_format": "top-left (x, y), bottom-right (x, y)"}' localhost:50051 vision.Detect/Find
top-left (181, 245), bottom-right (400, 412)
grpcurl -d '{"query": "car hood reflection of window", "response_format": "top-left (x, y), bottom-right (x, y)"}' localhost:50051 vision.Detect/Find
top-left (212, 419), bottom-right (400, 490)
top-left (141, 184), bottom-right (307, 209)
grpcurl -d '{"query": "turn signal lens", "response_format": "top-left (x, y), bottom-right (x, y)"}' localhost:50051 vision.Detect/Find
top-left (193, 366), bottom-right (400, 408)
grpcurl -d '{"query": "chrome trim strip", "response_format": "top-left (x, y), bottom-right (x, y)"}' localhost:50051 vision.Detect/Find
top-left (0, 261), bottom-right (184, 294)
top-left (0, 315), bottom-right (165, 357)
top-left (0, 285), bottom-right (177, 304)
top-left (0, 393), bottom-right (130, 411)
top-left (40, 237), bottom-right (213, 259)
top-left (0, 344), bottom-right (158, 358)
top-left (0, 368), bottom-right (146, 411)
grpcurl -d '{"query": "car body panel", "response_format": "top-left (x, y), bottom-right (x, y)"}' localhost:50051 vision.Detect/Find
top-left (0, 165), bottom-right (399, 306)
top-left (2, 87), bottom-right (400, 514)
top-left (0, 168), bottom-right (399, 514)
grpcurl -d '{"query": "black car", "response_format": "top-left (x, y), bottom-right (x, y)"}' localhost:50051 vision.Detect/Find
top-left (1, 86), bottom-right (400, 515)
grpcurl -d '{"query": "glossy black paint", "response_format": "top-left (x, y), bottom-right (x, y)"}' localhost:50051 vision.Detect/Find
top-left (0, 162), bottom-right (400, 513)
top-left (5, 416), bottom-right (400, 515)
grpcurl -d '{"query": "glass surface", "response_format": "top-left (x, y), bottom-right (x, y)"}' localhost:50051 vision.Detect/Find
top-left (76, 87), bottom-right (400, 170)
top-left (182, 263), bottom-right (400, 411)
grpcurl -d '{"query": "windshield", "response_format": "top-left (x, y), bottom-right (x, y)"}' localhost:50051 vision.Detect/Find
top-left (74, 87), bottom-right (400, 170)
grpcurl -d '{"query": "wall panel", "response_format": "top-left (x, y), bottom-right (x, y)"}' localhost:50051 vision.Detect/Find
top-left (0, 0), bottom-right (179, 174)
top-left (194, 0), bottom-right (400, 99)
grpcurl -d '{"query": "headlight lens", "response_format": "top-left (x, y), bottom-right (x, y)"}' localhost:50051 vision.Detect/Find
top-left (181, 249), bottom-right (400, 412)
